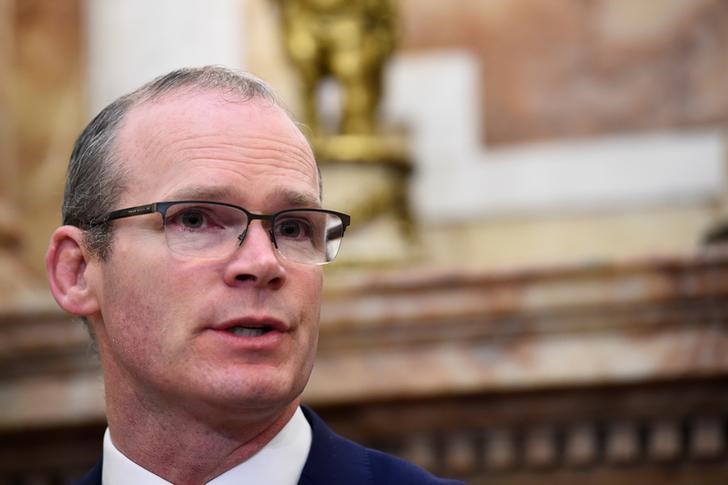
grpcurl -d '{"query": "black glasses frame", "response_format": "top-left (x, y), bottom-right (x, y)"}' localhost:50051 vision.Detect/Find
top-left (87, 200), bottom-right (351, 252)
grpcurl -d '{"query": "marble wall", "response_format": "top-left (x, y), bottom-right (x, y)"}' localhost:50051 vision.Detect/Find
top-left (0, 0), bottom-right (15, 202)
top-left (0, 0), bottom-right (16, 222)
top-left (12, 0), bottom-right (84, 274)
top-left (247, 0), bottom-right (728, 272)
top-left (399, 0), bottom-right (728, 145)
top-left (0, 0), bottom-right (83, 311)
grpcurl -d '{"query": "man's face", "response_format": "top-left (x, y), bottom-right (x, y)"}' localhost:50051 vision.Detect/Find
top-left (85, 90), bottom-right (323, 419)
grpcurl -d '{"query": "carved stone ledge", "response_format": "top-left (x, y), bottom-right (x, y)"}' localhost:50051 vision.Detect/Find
top-left (0, 304), bottom-right (104, 431)
top-left (307, 250), bottom-right (728, 404)
top-left (314, 378), bottom-right (728, 482)
top-left (1, 250), bottom-right (727, 433)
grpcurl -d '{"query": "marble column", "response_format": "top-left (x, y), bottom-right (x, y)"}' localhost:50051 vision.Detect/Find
top-left (86, 0), bottom-right (245, 114)
top-left (0, 0), bottom-right (16, 203)
top-left (13, 0), bottom-right (84, 274)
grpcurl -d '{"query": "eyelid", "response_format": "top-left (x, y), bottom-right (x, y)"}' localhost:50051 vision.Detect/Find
top-left (167, 204), bottom-right (207, 218)
top-left (166, 204), bottom-right (228, 225)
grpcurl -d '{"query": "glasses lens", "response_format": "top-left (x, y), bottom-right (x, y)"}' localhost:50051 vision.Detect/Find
top-left (163, 202), bottom-right (245, 258)
top-left (273, 210), bottom-right (345, 264)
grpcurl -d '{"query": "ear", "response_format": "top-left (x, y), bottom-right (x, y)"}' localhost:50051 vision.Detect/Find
top-left (46, 226), bottom-right (100, 316)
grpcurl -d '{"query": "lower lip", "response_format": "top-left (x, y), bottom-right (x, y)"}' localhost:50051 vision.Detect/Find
top-left (206, 328), bottom-right (287, 350)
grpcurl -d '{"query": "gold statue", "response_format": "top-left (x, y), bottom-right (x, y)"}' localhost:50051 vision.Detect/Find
top-left (277, 0), bottom-right (397, 136)
top-left (275, 0), bottom-right (415, 266)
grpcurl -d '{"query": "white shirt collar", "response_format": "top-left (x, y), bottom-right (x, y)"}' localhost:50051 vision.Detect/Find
top-left (102, 407), bottom-right (312, 485)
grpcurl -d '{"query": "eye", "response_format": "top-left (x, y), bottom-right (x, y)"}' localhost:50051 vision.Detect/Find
top-left (275, 217), bottom-right (311, 240)
top-left (180, 210), bottom-right (205, 229)
top-left (167, 206), bottom-right (221, 231)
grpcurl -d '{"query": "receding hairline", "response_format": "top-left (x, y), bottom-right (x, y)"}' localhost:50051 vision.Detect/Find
top-left (129, 66), bottom-right (279, 105)
top-left (111, 85), bottom-right (323, 200)
top-left (134, 82), bottom-right (277, 110)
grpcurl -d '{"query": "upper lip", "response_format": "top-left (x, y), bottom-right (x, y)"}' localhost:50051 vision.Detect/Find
top-left (209, 316), bottom-right (289, 333)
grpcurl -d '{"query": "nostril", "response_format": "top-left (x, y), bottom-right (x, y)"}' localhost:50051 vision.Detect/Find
top-left (268, 276), bottom-right (284, 290)
top-left (235, 274), bottom-right (256, 282)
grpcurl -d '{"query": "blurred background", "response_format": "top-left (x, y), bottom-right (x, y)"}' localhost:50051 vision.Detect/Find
top-left (1, 0), bottom-right (728, 483)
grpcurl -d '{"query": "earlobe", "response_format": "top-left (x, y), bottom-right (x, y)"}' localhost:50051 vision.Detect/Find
top-left (46, 226), bottom-right (100, 316)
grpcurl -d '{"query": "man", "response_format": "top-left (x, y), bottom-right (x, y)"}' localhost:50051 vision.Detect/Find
top-left (46, 66), bottom-right (463, 484)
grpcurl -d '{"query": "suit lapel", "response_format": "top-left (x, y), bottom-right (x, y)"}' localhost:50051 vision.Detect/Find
top-left (298, 406), bottom-right (371, 485)
top-left (74, 458), bottom-right (102, 485)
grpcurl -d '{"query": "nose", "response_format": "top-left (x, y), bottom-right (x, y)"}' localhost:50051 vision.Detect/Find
top-left (223, 221), bottom-right (285, 289)
top-left (236, 224), bottom-right (275, 248)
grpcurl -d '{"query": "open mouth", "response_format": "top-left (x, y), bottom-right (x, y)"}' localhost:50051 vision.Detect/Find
top-left (227, 326), bottom-right (273, 337)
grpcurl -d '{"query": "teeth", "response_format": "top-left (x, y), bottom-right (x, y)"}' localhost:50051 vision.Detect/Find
top-left (229, 326), bottom-right (267, 337)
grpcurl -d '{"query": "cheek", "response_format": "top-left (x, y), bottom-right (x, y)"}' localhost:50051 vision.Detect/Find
top-left (102, 279), bottom-right (164, 352)
top-left (298, 270), bottom-right (322, 352)
top-left (98, 256), bottom-right (188, 358)
top-left (285, 266), bottom-right (321, 331)
top-left (297, 268), bottom-right (323, 318)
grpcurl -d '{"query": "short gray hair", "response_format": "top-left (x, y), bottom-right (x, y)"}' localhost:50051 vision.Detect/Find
top-left (62, 66), bottom-right (282, 259)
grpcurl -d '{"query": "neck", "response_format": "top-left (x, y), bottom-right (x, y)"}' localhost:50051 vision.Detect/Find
top-left (103, 371), bottom-right (299, 484)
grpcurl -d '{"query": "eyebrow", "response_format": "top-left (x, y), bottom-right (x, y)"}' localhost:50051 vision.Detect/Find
top-left (278, 188), bottom-right (321, 208)
top-left (165, 185), bottom-right (321, 209)
top-left (166, 186), bottom-right (237, 201)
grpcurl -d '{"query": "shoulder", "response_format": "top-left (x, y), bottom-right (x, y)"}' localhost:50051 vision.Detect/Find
top-left (365, 447), bottom-right (465, 485)
top-left (299, 406), bottom-right (464, 485)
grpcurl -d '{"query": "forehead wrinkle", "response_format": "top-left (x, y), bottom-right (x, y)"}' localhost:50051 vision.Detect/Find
top-left (176, 147), bottom-right (315, 177)
top-left (159, 132), bottom-right (318, 186)
top-left (169, 132), bottom-right (311, 153)
top-left (171, 134), bottom-right (315, 171)
top-left (121, 96), bottom-right (315, 163)
top-left (180, 155), bottom-right (318, 193)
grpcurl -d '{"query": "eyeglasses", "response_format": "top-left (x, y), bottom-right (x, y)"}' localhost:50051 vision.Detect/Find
top-left (88, 200), bottom-right (351, 265)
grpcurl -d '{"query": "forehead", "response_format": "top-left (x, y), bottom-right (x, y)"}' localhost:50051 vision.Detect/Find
top-left (112, 88), bottom-right (319, 206)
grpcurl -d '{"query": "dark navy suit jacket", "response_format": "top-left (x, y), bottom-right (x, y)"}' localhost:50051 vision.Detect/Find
top-left (72, 406), bottom-right (465, 485)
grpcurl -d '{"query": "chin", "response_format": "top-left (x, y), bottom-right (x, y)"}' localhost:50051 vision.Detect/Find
top-left (203, 373), bottom-right (305, 410)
